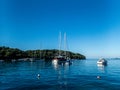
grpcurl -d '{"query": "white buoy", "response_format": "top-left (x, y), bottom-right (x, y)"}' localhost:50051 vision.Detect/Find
top-left (38, 74), bottom-right (40, 77)
top-left (97, 76), bottom-right (101, 79)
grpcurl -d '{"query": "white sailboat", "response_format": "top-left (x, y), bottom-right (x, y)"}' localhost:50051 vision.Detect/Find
top-left (52, 32), bottom-right (71, 64)
top-left (53, 32), bottom-right (66, 60)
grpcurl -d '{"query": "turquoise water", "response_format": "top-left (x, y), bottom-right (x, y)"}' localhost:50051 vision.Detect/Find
top-left (0, 59), bottom-right (120, 90)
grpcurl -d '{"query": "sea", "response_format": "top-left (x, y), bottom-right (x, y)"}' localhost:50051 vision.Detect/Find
top-left (0, 59), bottom-right (120, 90)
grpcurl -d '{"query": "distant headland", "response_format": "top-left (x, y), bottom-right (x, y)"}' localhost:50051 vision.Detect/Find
top-left (0, 46), bottom-right (86, 61)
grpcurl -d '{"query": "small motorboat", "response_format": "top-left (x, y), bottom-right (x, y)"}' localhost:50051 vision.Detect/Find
top-left (97, 58), bottom-right (107, 65)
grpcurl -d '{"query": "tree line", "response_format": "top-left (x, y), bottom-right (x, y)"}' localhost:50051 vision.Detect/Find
top-left (0, 46), bottom-right (86, 61)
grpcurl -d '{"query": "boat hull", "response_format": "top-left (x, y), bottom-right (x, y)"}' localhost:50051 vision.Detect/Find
top-left (97, 58), bottom-right (107, 65)
top-left (52, 58), bottom-right (72, 65)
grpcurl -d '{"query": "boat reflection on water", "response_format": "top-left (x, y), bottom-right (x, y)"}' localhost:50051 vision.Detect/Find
top-left (97, 63), bottom-right (107, 73)
top-left (52, 59), bottom-right (72, 89)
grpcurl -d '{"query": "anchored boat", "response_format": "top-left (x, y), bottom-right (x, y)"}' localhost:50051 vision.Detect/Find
top-left (52, 32), bottom-right (71, 64)
top-left (97, 58), bottom-right (107, 65)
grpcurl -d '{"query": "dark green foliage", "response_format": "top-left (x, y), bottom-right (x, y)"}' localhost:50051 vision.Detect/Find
top-left (0, 46), bottom-right (86, 61)
top-left (21, 49), bottom-right (86, 60)
top-left (0, 46), bottom-right (28, 61)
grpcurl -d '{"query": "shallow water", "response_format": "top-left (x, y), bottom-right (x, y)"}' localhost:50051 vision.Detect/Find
top-left (0, 59), bottom-right (120, 90)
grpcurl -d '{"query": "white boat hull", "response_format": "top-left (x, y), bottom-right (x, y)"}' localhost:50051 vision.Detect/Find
top-left (97, 58), bottom-right (107, 65)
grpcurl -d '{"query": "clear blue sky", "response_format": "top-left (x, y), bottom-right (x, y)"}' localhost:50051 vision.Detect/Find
top-left (0, 0), bottom-right (120, 58)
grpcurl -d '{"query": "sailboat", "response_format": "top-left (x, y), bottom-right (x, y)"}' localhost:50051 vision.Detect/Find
top-left (29, 51), bottom-right (36, 62)
top-left (52, 32), bottom-right (71, 64)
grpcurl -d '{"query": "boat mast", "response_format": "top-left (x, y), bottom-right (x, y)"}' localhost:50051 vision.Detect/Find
top-left (59, 32), bottom-right (62, 56)
top-left (64, 32), bottom-right (67, 59)
top-left (40, 43), bottom-right (42, 60)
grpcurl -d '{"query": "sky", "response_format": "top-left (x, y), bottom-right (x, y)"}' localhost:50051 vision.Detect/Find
top-left (0, 0), bottom-right (120, 58)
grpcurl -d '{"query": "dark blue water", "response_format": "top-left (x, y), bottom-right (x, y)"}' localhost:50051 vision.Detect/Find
top-left (0, 59), bottom-right (120, 90)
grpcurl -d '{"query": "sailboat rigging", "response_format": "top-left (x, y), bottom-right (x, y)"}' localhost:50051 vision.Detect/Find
top-left (53, 32), bottom-right (71, 63)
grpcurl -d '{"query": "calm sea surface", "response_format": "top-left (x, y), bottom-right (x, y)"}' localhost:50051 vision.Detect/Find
top-left (0, 59), bottom-right (120, 90)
